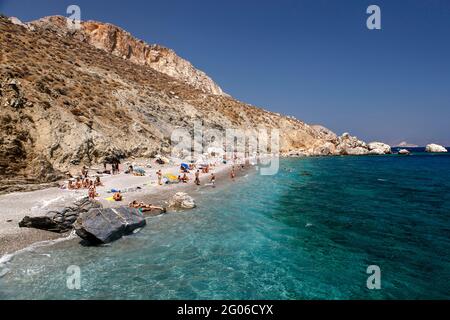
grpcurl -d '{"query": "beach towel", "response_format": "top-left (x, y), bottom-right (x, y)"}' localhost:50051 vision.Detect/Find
top-left (105, 196), bottom-right (125, 202)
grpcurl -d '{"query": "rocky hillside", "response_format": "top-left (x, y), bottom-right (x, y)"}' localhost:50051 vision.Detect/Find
top-left (25, 16), bottom-right (225, 96)
top-left (0, 16), bottom-right (389, 193)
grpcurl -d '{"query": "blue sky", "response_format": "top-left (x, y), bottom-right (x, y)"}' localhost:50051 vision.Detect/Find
top-left (1, 0), bottom-right (449, 146)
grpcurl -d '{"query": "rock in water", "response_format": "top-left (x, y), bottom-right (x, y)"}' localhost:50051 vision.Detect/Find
top-left (367, 142), bottom-right (392, 155)
top-left (74, 207), bottom-right (146, 244)
top-left (169, 192), bottom-right (196, 209)
top-left (398, 149), bottom-right (411, 155)
top-left (425, 144), bottom-right (447, 153)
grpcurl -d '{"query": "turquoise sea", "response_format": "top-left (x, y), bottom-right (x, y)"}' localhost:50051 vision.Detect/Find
top-left (1, 153), bottom-right (450, 299)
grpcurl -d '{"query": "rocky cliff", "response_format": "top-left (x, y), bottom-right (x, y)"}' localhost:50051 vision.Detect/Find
top-left (0, 16), bottom-right (389, 193)
top-left (27, 16), bottom-right (225, 96)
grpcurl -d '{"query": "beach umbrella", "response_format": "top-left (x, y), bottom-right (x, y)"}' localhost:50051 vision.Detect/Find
top-left (181, 163), bottom-right (189, 170)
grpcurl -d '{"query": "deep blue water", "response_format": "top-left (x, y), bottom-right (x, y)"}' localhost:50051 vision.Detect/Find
top-left (1, 154), bottom-right (450, 299)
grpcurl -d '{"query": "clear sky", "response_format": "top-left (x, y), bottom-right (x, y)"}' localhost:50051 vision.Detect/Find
top-left (1, 0), bottom-right (449, 146)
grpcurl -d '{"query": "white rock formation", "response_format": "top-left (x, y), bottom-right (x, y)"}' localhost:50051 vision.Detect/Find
top-left (425, 144), bottom-right (448, 153)
top-left (367, 142), bottom-right (392, 155)
top-left (169, 192), bottom-right (196, 209)
top-left (398, 149), bottom-right (411, 155)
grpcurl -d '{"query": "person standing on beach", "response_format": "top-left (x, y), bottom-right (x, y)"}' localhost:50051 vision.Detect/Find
top-left (230, 166), bottom-right (236, 181)
top-left (194, 170), bottom-right (200, 185)
top-left (88, 184), bottom-right (96, 200)
top-left (210, 173), bottom-right (216, 187)
top-left (157, 170), bottom-right (163, 185)
top-left (81, 166), bottom-right (88, 178)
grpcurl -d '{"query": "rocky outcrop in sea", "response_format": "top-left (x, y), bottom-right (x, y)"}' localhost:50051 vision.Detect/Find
top-left (425, 144), bottom-right (448, 153)
top-left (282, 132), bottom-right (392, 157)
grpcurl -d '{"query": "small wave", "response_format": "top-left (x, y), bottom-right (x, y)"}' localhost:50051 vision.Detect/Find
top-left (0, 267), bottom-right (10, 278)
top-left (377, 179), bottom-right (388, 182)
top-left (41, 196), bottom-right (63, 208)
top-left (0, 230), bottom-right (77, 267)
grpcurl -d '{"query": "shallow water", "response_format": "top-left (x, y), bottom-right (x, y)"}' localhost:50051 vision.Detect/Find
top-left (1, 154), bottom-right (450, 299)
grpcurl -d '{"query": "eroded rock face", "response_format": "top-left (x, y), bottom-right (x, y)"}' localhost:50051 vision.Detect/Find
top-left (425, 144), bottom-right (447, 153)
top-left (27, 16), bottom-right (225, 96)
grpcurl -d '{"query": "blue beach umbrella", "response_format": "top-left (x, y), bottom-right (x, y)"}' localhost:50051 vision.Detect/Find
top-left (181, 163), bottom-right (189, 170)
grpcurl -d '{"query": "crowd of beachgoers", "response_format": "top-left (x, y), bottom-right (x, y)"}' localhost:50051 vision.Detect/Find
top-left (0, 153), bottom-right (254, 255)
top-left (58, 154), bottom-right (248, 212)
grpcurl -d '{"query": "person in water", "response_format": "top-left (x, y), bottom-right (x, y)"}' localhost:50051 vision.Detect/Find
top-left (210, 173), bottom-right (216, 186)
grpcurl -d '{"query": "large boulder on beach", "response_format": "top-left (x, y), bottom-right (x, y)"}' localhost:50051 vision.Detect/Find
top-left (19, 216), bottom-right (66, 233)
top-left (425, 144), bottom-right (447, 153)
top-left (19, 197), bottom-right (102, 233)
top-left (367, 142), bottom-right (392, 155)
top-left (169, 192), bottom-right (196, 209)
top-left (74, 207), bottom-right (146, 244)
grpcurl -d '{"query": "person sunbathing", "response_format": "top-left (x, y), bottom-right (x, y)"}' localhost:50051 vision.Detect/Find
top-left (67, 180), bottom-right (75, 190)
top-left (81, 178), bottom-right (89, 189)
top-left (75, 177), bottom-right (83, 189)
top-left (94, 176), bottom-right (103, 187)
top-left (128, 200), bottom-right (166, 213)
top-left (113, 192), bottom-right (123, 201)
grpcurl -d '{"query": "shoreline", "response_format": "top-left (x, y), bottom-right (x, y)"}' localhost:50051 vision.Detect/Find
top-left (0, 158), bottom-right (254, 257)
